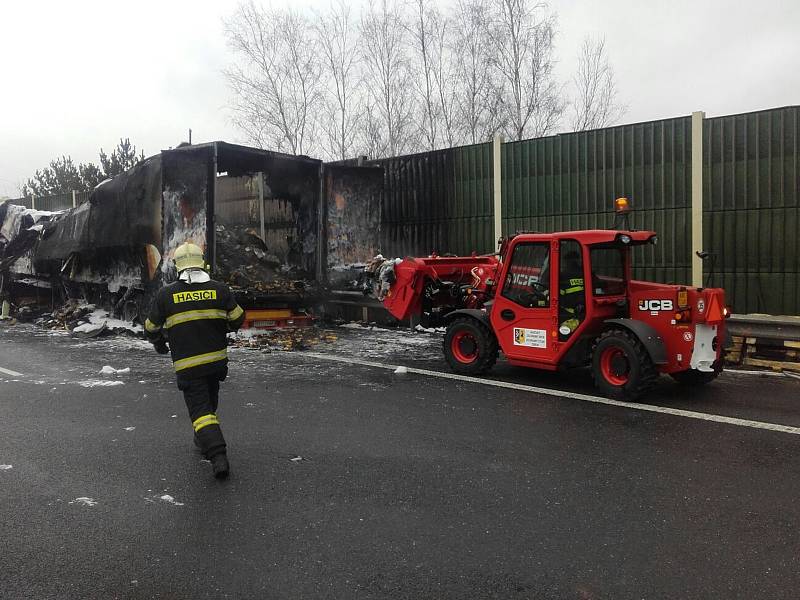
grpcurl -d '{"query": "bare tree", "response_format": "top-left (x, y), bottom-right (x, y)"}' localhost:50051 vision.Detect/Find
top-left (491, 0), bottom-right (564, 140)
top-left (571, 36), bottom-right (626, 131)
top-left (225, 1), bottom-right (322, 155)
top-left (451, 0), bottom-right (504, 144)
top-left (314, 0), bottom-right (362, 161)
top-left (407, 0), bottom-right (441, 150)
top-left (361, 102), bottom-right (387, 160)
top-left (360, 0), bottom-right (418, 157)
top-left (429, 10), bottom-right (460, 148)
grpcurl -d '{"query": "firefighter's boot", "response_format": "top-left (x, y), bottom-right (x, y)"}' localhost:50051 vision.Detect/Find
top-left (211, 453), bottom-right (230, 479)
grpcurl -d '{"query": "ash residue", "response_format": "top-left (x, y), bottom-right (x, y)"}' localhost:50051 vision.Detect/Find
top-left (214, 225), bottom-right (317, 296)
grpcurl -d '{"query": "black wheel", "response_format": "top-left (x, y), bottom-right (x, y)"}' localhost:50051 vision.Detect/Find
top-left (670, 360), bottom-right (723, 386)
top-left (443, 317), bottom-right (498, 375)
top-left (592, 329), bottom-right (658, 400)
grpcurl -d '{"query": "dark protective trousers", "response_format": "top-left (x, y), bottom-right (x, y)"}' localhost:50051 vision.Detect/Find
top-left (178, 371), bottom-right (227, 459)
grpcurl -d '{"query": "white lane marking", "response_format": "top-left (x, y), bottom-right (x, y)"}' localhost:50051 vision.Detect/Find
top-left (300, 352), bottom-right (800, 436)
top-left (0, 366), bottom-right (23, 377)
top-left (725, 369), bottom-right (785, 377)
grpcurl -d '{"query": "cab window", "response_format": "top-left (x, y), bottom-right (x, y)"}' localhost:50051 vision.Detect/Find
top-left (502, 243), bottom-right (550, 308)
top-left (589, 247), bottom-right (626, 295)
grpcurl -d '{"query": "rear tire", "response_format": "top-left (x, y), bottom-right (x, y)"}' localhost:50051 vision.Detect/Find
top-left (670, 360), bottom-right (722, 386)
top-left (443, 317), bottom-right (498, 375)
top-left (592, 329), bottom-right (658, 401)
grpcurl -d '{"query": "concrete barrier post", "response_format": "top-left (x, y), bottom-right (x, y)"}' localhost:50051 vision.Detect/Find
top-left (691, 111), bottom-right (705, 288)
top-left (493, 134), bottom-right (503, 250)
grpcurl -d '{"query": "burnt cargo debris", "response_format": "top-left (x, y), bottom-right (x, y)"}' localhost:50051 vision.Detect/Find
top-left (0, 142), bottom-right (325, 327)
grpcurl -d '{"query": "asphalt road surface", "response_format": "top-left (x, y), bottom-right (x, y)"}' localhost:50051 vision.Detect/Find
top-left (2, 323), bottom-right (799, 599)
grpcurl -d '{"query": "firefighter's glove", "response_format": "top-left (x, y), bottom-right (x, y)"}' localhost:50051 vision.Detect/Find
top-left (153, 339), bottom-right (169, 355)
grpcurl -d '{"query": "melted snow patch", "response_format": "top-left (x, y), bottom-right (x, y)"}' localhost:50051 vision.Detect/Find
top-left (69, 497), bottom-right (97, 507)
top-left (158, 494), bottom-right (184, 506)
top-left (0, 464), bottom-right (12, 470)
top-left (100, 365), bottom-right (131, 375)
top-left (340, 323), bottom-right (375, 330)
top-left (415, 324), bottom-right (446, 334)
top-left (81, 308), bottom-right (143, 334)
top-left (78, 380), bottom-right (125, 388)
top-left (123, 427), bottom-right (136, 431)
top-left (73, 322), bottom-right (106, 335)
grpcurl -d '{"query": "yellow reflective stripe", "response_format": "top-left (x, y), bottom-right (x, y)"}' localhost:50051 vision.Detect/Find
top-left (560, 286), bottom-right (584, 295)
top-left (144, 318), bottom-right (161, 333)
top-left (164, 309), bottom-right (227, 329)
top-left (192, 413), bottom-right (219, 432)
top-left (173, 349), bottom-right (228, 372)
top-left (227, 305), bottom-right (244, 321)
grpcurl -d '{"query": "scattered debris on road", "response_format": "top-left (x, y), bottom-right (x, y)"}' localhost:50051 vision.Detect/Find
top-left (231, 327), bottom-right (338, 351)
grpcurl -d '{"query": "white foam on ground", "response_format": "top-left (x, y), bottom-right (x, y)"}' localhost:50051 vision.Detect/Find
top-left (78, 380), bottom-right (125, 388)
top-left (0, 465), bottom-right (12, 470)
top-left (69, 497), bottom-right (97, 506)
top-left (73, 322), bottom-right (106, 334)
top-left (394, 366), bottom-right (408, 374)
top-left (158, 494), bottom-right (184, 506)
top-left (100, 365), bottom-right (130, 375)
top-left (83, 308), bottom-right (143, 334)
top-left (414, 324), bottom-right (446, 334)
top-left (123, 427), bottom-right (136, 431)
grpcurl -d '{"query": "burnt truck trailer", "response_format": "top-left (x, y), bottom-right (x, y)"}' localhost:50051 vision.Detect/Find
top-left (0, 142), bottom-right (364, 327)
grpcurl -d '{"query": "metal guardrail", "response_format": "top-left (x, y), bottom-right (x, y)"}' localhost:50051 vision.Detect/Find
top-left (727, 315), bottom-right (800, 342)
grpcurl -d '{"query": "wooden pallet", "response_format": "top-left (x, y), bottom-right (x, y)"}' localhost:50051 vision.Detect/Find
top-left (726, 335), bottom-right (800, 371)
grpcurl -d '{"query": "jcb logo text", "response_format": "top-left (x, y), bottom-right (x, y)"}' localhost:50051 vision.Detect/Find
top-left (638, 299), bottom-right (673, 311)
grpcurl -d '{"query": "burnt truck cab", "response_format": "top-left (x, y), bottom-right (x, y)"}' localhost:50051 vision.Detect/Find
top-left (486, 229), bottom-right (727, 396)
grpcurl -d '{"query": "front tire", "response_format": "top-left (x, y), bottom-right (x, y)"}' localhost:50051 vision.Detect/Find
top-left (443, 318), bottom-right (498, 375)
top-left (592, 329), bottom-right (658, 400)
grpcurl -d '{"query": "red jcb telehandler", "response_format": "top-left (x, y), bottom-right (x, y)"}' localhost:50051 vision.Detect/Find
top-left (377, 198), bottom-right (729, 400)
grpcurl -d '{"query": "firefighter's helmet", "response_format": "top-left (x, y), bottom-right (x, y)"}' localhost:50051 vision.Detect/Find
top-left (174, 242), bottom-right (206, 272)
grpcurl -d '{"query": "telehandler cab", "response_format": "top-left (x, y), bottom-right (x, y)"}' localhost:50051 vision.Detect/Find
top-left (379, 198), bottom-right (729, 400)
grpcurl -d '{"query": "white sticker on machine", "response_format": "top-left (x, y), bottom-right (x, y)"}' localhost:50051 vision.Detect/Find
top-left (513, 327), bottom-right (547, 348)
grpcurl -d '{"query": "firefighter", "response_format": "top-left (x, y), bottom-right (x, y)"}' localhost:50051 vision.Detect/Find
top-left (145, 242), bottom-right (245, 479)
top-left (559, 249), bottom-right (585, 337)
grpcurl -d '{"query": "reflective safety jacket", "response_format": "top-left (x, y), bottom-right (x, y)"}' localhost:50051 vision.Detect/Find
top-left (145, 279), bottom-right (245, 380)
top-left (559, 276), bottom-right (585, 314)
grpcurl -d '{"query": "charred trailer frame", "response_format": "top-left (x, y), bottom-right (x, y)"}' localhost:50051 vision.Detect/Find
top-left (2, 142), bottom-right (326, 326)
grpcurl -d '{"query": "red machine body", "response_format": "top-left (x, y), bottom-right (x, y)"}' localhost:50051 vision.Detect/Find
top-left (383, 254), bottom-right (500, 324)
top-left (380, 228), bottom-right (728, 400)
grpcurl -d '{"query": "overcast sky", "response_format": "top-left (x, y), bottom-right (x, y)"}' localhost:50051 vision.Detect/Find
top-left (1, 0), bottom-right (798, 197)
